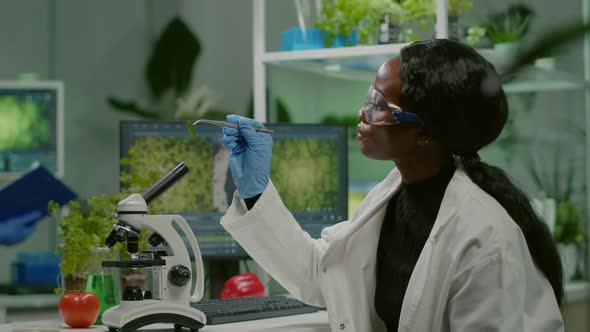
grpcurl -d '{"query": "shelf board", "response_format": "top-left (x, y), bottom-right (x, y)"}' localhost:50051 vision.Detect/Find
top-left (503, 66), bottom-right (587, 93)
top-left (565, 280), bottom-right (590, 303)
top-left (503, 80), bottom-right (584, 93)
top-left (262, 43), bottom-right (409, 63)
top-left (269, 57), bottom-right (588, 93)
top-left (0, 294), bottom-right (59, 308)
top-left (269, 60), bottom-right (375, 82)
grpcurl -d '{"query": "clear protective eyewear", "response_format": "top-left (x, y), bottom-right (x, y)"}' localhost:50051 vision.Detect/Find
top-left (361, 86), bottom-right (422, 126)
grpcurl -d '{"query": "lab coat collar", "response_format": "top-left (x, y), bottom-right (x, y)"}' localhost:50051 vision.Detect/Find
top-left (371, 163), bottom-right (472, 238)
top-left (324, 163), bottom-right (472, 252)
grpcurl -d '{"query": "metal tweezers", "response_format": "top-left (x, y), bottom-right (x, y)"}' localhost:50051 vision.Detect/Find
top-left (192, 119), bottom-right (274, 134)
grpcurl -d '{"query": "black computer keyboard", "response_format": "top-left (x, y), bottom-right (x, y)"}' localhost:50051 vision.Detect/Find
top-left (190, 295), bottom-right (321, 325)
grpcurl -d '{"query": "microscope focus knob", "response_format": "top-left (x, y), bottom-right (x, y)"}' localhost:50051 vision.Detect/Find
top-left (168, 265), bottom-right (191, 287)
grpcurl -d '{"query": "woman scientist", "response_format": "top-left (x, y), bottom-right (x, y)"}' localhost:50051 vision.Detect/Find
top-left (220, 39), bottom-right (564, 332)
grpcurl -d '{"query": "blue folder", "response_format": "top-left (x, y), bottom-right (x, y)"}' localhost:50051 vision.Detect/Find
top-left (0, 166), bottom-right (77, 222)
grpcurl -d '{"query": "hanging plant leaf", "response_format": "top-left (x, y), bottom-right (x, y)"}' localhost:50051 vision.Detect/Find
top-left (146, 17), bottom-right (201, 99)
top-left (504, 22), bottom-right (590, 77)
top-left (107, 97), bottom-right (159, 119)
top-left (276, 98), bottom-right (292, 123)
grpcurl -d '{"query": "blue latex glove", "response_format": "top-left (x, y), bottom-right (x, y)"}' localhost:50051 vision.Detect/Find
top-left (222, 114), bottom-right (273, 199)
top-left (0, 210), bottom-right (42, 246)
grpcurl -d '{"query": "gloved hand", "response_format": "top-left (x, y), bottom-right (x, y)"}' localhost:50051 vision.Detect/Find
top-left (222, 114), bottom-right (273, 199)
top-left (0, 210), bottom-right (42, 246)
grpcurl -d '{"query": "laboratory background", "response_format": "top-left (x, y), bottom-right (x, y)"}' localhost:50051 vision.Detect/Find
top-left (0, 0), bottom-right (588, 331)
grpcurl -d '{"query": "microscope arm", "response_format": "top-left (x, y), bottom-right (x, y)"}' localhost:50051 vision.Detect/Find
top-left (172, 215), bottom-right (205, 302)
top-left (140, 214), bottom-right (205, 303)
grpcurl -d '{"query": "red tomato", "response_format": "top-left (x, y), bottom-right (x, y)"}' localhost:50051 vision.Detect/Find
top-left (58, 291), bottom-right (100, 328)
top-left (221, 272), bottom-right (265, 299)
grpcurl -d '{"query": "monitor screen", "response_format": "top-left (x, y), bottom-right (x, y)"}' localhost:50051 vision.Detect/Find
top-left (0, 81), bottom-right (64, 179)
top-left (120, 120), bottom-right (348, 258)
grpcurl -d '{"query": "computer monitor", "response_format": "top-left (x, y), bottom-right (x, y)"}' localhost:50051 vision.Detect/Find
top-left (119, 120), bottom-right (348, 258)
top-left (0, 81), bottom-right (64, 180)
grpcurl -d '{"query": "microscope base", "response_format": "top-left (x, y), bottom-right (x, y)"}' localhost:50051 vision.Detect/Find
top-left (103, 300), bottom-right (206, 332)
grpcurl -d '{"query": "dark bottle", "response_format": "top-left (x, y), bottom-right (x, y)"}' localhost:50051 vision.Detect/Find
top-left (378, 15), bottom-right (401, 44)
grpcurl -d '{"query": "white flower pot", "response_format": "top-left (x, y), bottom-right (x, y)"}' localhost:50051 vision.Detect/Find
top-left (558, 243), bottom-right (577, 281)
top-left (493, 42), bottom-right (519, 56)
top-left (534, 57), bottom-right (556, 70)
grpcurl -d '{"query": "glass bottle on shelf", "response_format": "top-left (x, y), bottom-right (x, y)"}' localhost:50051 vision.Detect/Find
top-left (378, 14), bottom-right (401, 44)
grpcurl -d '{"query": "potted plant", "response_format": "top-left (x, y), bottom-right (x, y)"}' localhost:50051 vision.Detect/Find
top-left (400, 0), bottom-right (433, 30)
top-left (315, 0), bottom-right (404, 47)
top-left (527, 146), bottom-right (586, 281)
top-left (108, 16), bottom-right (202, 120)
top-left (554, 200), bottom-right (586, 281)
top-left (50, 195), bottom-right (123, 292)
top-left (486, 4), bottom-right (534, 56)
top-left (465, 25), bottom-right (487, 47)
top-left (398, 0), bottom-right (473, 40)
top-left (447, 0), bottom-right (473, 40)
top-left (51, 149), bottom-right (167, 293)
top-left (396, 0), bottom-right (430, 42)
top-left (367, 0), bottom-right (405, 44)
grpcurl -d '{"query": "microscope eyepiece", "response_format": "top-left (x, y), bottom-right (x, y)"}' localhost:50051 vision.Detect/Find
top-left (142, 162), bottom-right (189, 205)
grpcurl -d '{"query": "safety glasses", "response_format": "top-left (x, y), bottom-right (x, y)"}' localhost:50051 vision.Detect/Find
top-left (361, 87), bottom-right (422, 126)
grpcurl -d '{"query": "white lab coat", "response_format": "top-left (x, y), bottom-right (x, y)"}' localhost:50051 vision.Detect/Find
top-left (220, 166), bottom-right (564, 332)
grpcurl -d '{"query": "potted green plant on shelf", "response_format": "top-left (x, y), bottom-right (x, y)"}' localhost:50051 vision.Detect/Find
top-left (315, 0), bottom-right (404, 47)
top-left (396, 0), bottom-right (430, 42)
top-left (485, 4), bottom-right (534, 57)
top-left (465, 26), bottom-right (487, 46)
top-left (446, 0), bottom-right (473, 41)
top-left (400, 0), bottom-right (432, 29)
top-left (398, 0), bottom-right (473, 41)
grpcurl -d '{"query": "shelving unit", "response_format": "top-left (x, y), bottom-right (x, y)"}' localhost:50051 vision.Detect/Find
top-left (253, 0), bottom-right (589, 301)
top-left (253, 1), bottom-right (590, 113)
top-left (251, 0), bottom-right (450, 122)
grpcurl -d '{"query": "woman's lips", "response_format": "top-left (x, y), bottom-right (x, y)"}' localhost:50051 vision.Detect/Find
top-left (357, 128), bottom-right (367, 141)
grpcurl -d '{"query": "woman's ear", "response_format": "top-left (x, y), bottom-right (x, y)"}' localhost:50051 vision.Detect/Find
top-left (416, 129), bottom-right (432, 147)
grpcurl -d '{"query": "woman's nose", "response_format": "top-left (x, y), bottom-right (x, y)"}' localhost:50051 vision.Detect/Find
top-left (357, 108), bottom-right (365, 121)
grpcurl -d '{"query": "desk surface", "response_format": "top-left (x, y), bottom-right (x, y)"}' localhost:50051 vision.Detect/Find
top-left (2, 311), bottom-right (330, 332)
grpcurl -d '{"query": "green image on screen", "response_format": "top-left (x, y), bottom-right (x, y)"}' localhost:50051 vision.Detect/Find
top-left (0, 95), bottom-right (51, 151)
top-left (121, 136), bottom-right (214, 213)
top-left (271, 138), bottom-right (339, 212)
top-left (0, 86), bottom-right (59, 174)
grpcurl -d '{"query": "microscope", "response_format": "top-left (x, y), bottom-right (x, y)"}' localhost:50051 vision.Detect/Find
top-left (101, 162), bottom-right (206, 331)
